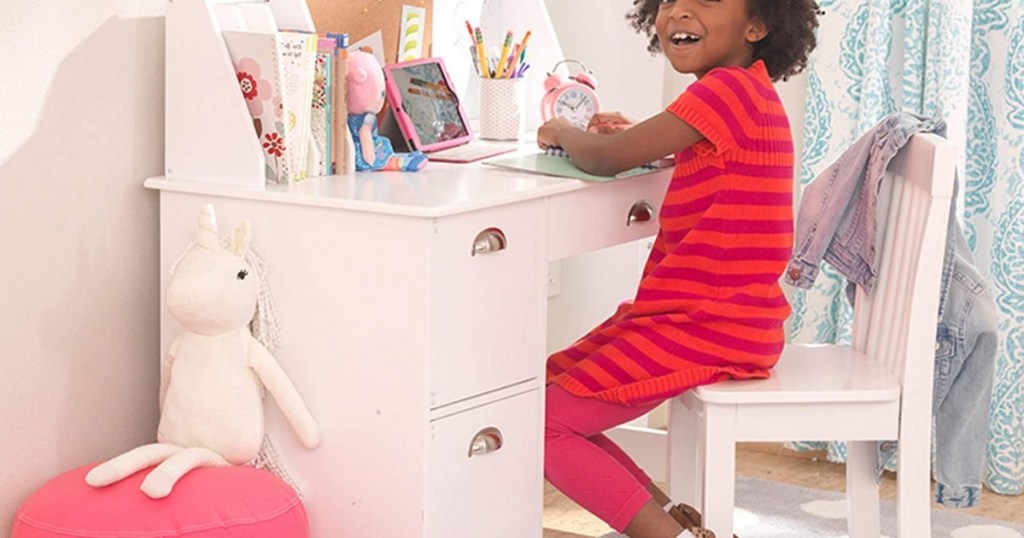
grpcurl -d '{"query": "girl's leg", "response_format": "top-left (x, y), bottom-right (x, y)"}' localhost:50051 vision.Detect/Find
top-left (589, 433), bottom-right (673, 507)
top-left (591, 424), bottom-right (727, 536)
top-left (545, 385), bottom-right (684, 537)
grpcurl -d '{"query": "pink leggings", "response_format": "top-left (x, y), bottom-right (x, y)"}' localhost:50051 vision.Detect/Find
top-left (544, 384), bottom-right (662, 532)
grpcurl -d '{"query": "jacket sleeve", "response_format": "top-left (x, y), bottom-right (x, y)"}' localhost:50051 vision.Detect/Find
top-left (784, 123), bottom-right (882, 289)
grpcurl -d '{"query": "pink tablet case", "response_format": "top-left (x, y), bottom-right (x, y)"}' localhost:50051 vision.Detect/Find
top-left (384, 57), bottom-right (475, 153)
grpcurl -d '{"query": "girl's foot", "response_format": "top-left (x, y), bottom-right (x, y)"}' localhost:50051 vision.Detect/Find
top-left (668, 503), bottom-right (735, 538)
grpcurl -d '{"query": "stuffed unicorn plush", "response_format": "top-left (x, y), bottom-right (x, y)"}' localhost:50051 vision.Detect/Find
top-left (347, 50), bottom-right (428, 172)
top-left (86, 205), bottom-right (320, 499)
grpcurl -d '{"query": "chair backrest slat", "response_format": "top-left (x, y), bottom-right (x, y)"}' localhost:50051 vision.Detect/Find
top-left (891, 187), bottom-right (930, 376)
top-left (881, 183), bottom-right (918, 371)
top-left (862, 175), bottom-right (905, 362)
top-left (847, 133), bottom-right (955, 406)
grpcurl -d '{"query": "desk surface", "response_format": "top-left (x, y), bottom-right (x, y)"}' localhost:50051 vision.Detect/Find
top-left (144, 156), bottom-right (640, 218)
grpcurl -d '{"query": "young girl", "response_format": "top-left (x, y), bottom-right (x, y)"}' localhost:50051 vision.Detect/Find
top-left (537, 1), bottom-right (821, 537)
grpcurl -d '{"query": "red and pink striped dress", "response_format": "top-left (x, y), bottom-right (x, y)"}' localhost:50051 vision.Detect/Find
top-left (547, 60), bottom-right (794, 406)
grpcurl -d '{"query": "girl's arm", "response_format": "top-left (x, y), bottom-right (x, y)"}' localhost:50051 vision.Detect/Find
top-left (539, 112), bottom-right (703, 177)
top-left (587, 111), bottom-right (636, 134)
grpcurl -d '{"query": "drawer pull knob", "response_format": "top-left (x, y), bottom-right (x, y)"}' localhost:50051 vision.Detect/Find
top-left (472, 228), bottom-right (507, 256)
top-left (627, 201), bottom-right (655, 226)
top-left (468, 427), bottom-right (504, 457)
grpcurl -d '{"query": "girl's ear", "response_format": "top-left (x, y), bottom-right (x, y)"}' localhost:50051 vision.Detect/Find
top-left (746, 19), bottom-right (769, 43)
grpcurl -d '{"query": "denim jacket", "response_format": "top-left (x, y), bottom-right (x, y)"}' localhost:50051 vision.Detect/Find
top-left (786, 113), bottom-right (998, 508)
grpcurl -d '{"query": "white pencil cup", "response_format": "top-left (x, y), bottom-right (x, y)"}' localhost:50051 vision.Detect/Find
top-left (479, 77), bottom-right (526, 141)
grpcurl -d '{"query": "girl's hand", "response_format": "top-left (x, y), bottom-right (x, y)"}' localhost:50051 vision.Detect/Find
top-left (537, 117), bottom-right (578, 150)
top-left (587, 112), bottom-right (636, 134)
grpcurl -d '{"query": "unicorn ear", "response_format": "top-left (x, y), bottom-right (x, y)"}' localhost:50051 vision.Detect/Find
top-left (196, 204), bottom-right (221, 251)
top-left (230, 219), bottom-right (251, 257)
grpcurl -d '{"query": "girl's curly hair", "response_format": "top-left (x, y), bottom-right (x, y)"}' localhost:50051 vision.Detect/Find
top-left (627, 0), bottom-right (822, 82)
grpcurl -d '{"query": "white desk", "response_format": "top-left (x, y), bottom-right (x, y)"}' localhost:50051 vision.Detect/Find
top-left (145, 160), bottom-right (670, 537)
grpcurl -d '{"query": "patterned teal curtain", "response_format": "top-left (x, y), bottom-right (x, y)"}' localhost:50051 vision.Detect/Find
top-left (965, 0), bottom-right (1024, 497)
top-left (787, 0), bottom-right (1023, 496)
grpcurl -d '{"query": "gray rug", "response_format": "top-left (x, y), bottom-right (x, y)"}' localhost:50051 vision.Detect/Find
top-left (603, 477), bottom-right (1024, 537)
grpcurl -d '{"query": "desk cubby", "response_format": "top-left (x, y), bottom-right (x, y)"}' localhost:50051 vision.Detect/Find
top-left (165, 0), bottom-right (314, 189)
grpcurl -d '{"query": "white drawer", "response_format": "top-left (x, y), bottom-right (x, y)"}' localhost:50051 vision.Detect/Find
top-left (548, 171), bottom-right (671, 260)
top-left (429, 200), bottom-right (547, 408)
top-left (424, 389), bottom-right (543, 538)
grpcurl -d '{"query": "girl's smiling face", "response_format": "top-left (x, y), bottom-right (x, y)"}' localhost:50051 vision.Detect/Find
top-left (655, 0), bottom-right (768, 78)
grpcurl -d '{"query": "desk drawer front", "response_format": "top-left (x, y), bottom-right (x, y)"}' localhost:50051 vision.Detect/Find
top-left (548, 172), bottom-right (670, 260)
top-left (429, 200), bottom-right (547, 408)
top-left (424, 389), bottom-right (542, 537)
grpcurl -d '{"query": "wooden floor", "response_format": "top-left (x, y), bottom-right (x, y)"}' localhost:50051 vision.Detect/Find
top-left (543, 442), bottom-right (1024, 537)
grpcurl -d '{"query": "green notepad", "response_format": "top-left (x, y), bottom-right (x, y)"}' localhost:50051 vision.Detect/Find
top-left (483, 152), bottom-right (663, 182)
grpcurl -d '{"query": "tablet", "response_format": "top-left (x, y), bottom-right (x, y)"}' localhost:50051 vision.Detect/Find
top-left (383, 57), bottom-right (474, 153)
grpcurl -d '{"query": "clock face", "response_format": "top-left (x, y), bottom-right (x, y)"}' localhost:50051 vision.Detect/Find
top-left (553, 86), bottom-right (598, 129)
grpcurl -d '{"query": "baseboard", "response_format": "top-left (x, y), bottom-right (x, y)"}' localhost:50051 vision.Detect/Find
top-left (606, 425), bottom-right (668, 482)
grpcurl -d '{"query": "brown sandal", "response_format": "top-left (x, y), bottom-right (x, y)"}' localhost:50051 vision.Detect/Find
top-left (668, 503), bottom-right (737, 538)
top-left (689, 529), bottom-right (717, 538)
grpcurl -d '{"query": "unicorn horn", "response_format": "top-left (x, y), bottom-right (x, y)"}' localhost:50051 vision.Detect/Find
top-left (196, 204), bottom-right (220, 250)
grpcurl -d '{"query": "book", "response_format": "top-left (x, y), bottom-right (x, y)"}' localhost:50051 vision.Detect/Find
top-left (311, 37), bottom-right (335, 176)
top-left (484, 149), bottom-right (672, 182)
top-left (278, 31), bottom-right (318, 181)
top-left (328, 33), bottom-right (356, 175)
top-left (222, 29), bottom-right (292, 184)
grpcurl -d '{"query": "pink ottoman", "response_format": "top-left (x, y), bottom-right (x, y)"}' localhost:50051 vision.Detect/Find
top-left (13, 464), bottom-right (309, 538)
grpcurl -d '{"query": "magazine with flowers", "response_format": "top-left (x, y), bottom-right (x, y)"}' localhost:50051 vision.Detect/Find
top-left (222, 29), bottom-right (292, 184)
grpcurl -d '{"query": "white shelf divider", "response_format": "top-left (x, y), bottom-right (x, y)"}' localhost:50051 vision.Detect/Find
top-left (164, 0), bottom-right (315, 189)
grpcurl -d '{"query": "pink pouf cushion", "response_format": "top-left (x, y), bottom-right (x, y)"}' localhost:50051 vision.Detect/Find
top-left (13, 464), bottom-right (309, 538)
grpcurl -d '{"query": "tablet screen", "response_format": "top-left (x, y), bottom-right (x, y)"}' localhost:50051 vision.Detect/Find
top-left (388, 61), bottom-right (470, 147)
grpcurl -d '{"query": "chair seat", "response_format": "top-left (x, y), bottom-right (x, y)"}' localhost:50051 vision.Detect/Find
top-left (693, 344), bottom-right (901, 405)
top-left (667, 134), bottom-right (955, 538)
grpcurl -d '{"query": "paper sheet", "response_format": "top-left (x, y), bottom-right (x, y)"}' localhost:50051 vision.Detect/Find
top-left (351, 30), bottom-right (386, 67)
top-left (483, 152), bottom-right (660, 182)
top-left (398, 5), bottom-right (427, 62)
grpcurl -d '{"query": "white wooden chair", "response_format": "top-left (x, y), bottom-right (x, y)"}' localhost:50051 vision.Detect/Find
top-left (666, 133), bottom-right (957, 538)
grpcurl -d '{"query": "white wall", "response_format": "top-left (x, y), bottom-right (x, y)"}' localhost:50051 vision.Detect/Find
top-left (543, 0), bottom-right (665, 351)
top-left (543, 0), bottom-right (667, 121)
top-left (0, 1), bottom-right (166, 531)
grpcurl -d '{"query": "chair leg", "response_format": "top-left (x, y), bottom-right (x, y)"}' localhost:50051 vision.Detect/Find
top-left (846, 440), bottom-right (881, 538)
top-left (668, 394), bottom-right (702, 507)
top-left (896, 436), bottom-right (932, 537)
top-left (700, 403), bottom-right (736, 538)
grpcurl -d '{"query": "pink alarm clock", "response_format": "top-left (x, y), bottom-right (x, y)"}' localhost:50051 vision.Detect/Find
top-left (541, 59), bottom-right (600, 129)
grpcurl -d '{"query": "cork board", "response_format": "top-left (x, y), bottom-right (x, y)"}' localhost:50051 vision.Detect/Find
top-left (308, 0), bottom-right (433, 65)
